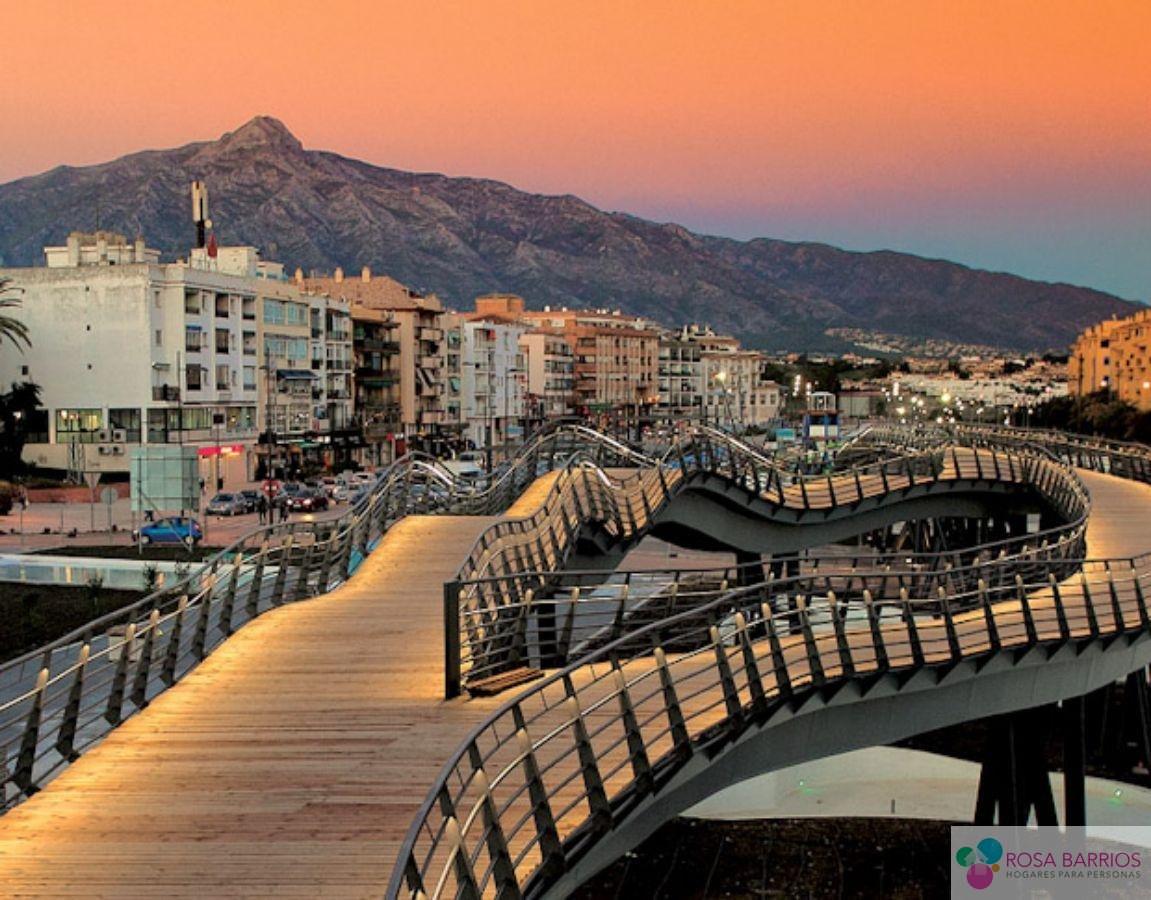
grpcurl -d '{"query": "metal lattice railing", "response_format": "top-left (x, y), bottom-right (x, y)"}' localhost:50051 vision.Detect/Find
top-left (0, 423), bottom-right (658, 811)
top-left (447, 435), bottom-right (1089, 693)
top-left (391, 425), bottom-right (1149, 900)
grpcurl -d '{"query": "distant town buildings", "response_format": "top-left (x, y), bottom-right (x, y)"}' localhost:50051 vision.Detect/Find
top-left (0, 221), bottom-right (791, 480)
top-left (1069, 309), bottom-right (1151, 411)
top-left (0, 232), bottom-right (354, 486)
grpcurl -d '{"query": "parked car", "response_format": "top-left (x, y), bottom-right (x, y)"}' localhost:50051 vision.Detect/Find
top-left (133, 516), bottom-right (203, 546)
top-left (238, 489), bottom-right (262, 512)
top-left (286, 488), bottom-right (329, 512)
top-left (331, 484), bottom-right (351, 503)
top-left (206, 492), bottom-right (247, 516)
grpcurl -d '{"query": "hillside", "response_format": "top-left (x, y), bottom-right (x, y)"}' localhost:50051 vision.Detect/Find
top-left (0, 116), bottom-right (1136, 350)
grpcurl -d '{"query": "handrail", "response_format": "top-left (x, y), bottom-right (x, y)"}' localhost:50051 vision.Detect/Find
top-left (390, 425), bottom-right (1148, 900)
top-left (0, 422), bottom-right (659, 810)
top-left (448, 431), bottom-right (1089, 692)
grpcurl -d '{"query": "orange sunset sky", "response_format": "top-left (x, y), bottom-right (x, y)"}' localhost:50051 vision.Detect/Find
top-left (3, 0), bottom-right (1149, 299)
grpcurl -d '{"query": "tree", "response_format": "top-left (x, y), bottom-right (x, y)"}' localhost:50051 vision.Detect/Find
top-left (0, 278), bottom-right (30, 352)
top-left (0, 381), bottom-right (42, 478)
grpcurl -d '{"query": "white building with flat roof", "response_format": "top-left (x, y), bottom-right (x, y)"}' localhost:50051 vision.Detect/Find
top-left (0, 232), bottom-right (346, 485)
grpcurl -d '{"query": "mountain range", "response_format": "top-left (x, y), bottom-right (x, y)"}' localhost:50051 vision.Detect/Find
top-left (0, 116), bottom-right (1137, 351)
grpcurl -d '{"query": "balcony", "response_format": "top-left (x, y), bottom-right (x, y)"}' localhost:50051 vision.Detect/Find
top-left (152, 386), bottom-right (180, 402)
top-left (358, 338), bottom-right (401, 353)
top-left (418, 327), bottom-right (444, 342)
top-left (417, 381), bottom-right (443, 397)
top-left (418, 355), bottom-right (442, 369)
top-left (356, 371), bottom-right (399, 388)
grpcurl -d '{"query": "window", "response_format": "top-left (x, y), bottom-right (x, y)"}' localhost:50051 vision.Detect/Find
top-left (263, 299), bottom-right (308, 326)
top-left (185, 327), bottom-right (202, 352)
top-left (243, 366), bottom-right (257, 390)
top-left (215, 294), bottom-right (230, 318)
top-left (55, 408), bottom-right (102, 443)
top-left (147, 408), bottom-right (181, 442)
top-left (184, 291), bottom-right (201, 315)
top-left (185, 364), bottom-right (203, 391)
top-left (109, 408), bottom-right (141, 442)
top-left (264, 335), bottom-right (308, 365)
top-left (216, 364), bottom-right (232, 389)
top-left (215, 328), bottom-right (230, 353)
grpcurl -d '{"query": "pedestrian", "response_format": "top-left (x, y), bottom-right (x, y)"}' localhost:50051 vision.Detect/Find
top-left (279, 496), bottom-right (289, 522)
top-left (257, 494), bottom-right (268, 525)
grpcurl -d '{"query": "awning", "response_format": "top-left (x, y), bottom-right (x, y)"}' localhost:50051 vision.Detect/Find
top-left (276, 369), bottom-right (318, 380)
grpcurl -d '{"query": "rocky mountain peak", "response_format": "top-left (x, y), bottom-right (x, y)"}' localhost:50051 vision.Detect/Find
top-left (213, 116), bottom-right (303, 155)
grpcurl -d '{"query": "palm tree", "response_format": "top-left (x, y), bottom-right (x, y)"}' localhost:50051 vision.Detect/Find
top-left (0, 278), bottom-right (30, 351)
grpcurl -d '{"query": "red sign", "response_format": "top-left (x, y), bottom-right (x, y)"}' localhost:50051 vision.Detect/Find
top-left (197, 444), bottom-right (244, 458)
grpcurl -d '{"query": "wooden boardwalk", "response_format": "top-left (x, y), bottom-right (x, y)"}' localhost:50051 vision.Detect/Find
top-left (0, 470), bottom-right (1149, 897)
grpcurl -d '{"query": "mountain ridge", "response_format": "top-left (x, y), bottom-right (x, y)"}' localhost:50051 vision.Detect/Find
top-left (0, 116), bottom-right (1137, 351)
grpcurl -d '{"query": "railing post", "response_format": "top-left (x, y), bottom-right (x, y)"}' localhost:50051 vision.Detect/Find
top-left (219, 552), bottom-right (244, 636)
top-left (733, 611), bottom-right (767, 716)
top-left (561, 675), bottom-right (613, 835)
top-left (288, 538), bottom-right (314, 602)
top-left (1104, 562), bottom-right (1127, 634)
top-left (710, 624), bottom-right (745, 727)
top-left (797, 596), bottom-right (825, 685)
top-left (104, 623), bottom-right (136, 725)
top-left (160, 595), bottom-right (189, 686)
top-left (862, 590), bottom-right (888, 672)
top-left (827, 591), bottom-right (855, 678)
top-left (444, 580), bottom-right (462, 699)
top-left (315, 527), bottom-right (337, 593)
top-left (13, 666), bottom-right (49, 796)
top-left (466, 744), bottom-right (522, 899)
top-left (1131, 560), bottom-right (1150, 632)
top-left (271, 534), bottom-right (295, 605)
top-left (652, 643), bottom-right (693, 760)
top-left (191, 574), bottom-right (217, 661)
top-left (55, 643), bottom-right (90, 762)
top-left (900, 587), bottom-right (925, 668)
top-left (437, 787), bottom-right (482, 900)
top-left (512, 706), bottom-right (566, 881)
top-left (130, 609), bottom-right (161, 710)
top-left (611, 660), bottom-right (655, 795)
top-left (245, 539), bottom-right (269, 619)
top-left (938, 586), bottom-right (962, 663)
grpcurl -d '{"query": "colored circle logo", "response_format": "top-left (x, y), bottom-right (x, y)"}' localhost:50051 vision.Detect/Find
top-left (956, 838), bottom-right (1003, 890)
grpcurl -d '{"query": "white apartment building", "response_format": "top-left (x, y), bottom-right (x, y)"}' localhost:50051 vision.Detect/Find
top-left (0, 232), bottom-right (350, 486)
top-left (460, 319), bottom-right (526, 453)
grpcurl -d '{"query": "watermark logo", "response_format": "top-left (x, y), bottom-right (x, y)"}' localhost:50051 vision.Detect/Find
top-left (956, 837), bottom-right (1003, 890)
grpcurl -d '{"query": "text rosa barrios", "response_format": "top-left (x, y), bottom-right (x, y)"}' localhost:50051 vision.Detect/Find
top-left (1005, 851), bottom-right (1143, 869)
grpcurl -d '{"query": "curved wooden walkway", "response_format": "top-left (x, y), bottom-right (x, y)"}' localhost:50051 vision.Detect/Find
top-left (0, 471), bottom-right (1148, 897)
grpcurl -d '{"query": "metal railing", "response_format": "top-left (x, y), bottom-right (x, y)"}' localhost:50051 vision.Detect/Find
top-left (394, 549), bottom-right (1151, 900)
top-left (0, 423), bottom-right (658, 811)
top-left (392, 425), bottom-right (1148, 900)
top-left (448, 435), bottom-right (1089, 693)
